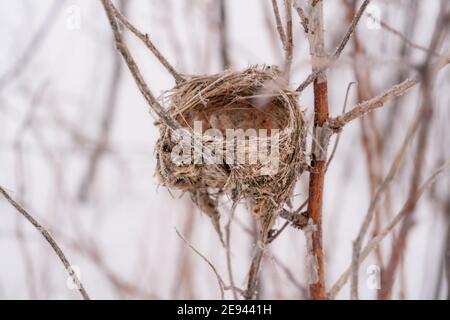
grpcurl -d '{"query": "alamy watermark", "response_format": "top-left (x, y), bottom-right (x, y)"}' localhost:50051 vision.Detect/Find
top-left (366, 264), bottom-right (381, 290)
top-left (170, 121), bottom-right (282, 175)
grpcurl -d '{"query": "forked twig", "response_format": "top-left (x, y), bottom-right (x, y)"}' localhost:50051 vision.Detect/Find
top-left (329, 77), bottom-right (417, 130)
top-left (284, 0), bottom-right (294, 76)
top-left (328, 54), bottom-right (450, 131)
top-left (293, 0), bottom-right (309, 34)
top-left (295, 0), bottom-right (370, 92)
top-left (367, 12), bottom-right (439, 56)
top-left (100, 0), bottom-right (180, 131)
top-left (333, 0), bottom-right (371, 59)
top-left (109, 2), bottom-right (183, 83)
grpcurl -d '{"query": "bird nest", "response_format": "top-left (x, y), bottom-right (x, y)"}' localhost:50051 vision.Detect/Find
top-left (156, 66), bottom-right (306, 239)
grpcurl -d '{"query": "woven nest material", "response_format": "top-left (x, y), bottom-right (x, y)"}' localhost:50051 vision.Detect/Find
top-left (156, 65), bottom-right (306, 240)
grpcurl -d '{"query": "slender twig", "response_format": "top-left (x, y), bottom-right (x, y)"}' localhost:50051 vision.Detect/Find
top-left (326, 82), bottom-right (356, 171)
top-left (367, 12), bottom-right (439, 56)
top-left (243, 240), bottom-right (265, 300)
top-left (333, 0), bottom-right (371, 60)
top-left (271, 0), bottom-right (287, 49)
top-left (349, 108), bottom-right (423, 299)
top-left (262, 0), bottom-right (285, 62)
top-left (109, 2), bottom-right (183, 83)
top-left (295, 0), bottom-right (370, 92)
top-left (269, 253), bottom-right (308, 297)
top-left (268, 221), bottom-right (289, 243)
top-left (270, 198), bottom-right (308, 243)
top-left (284, 0), bottom-right (294, 76)
top-left (0, 186), bottom-right (90, 300)
top-left (292, 0), bottom-right (309, 34)
top-left (329, 77), bottom-right (417, 130)
top-left (277, 198), bottom-right (309, 232)
top-left (225, 202), bottom-right (239, 300)
top-left (329, 159), bottom-right (450, 299)
top-left (218, 0), bottom-right (231, 69)
top-left (175, 228), bottom-right (226, 299)
top-left (329, 57), bottom-right (450, 131)
top-left (100, 0), bottom-right (224, 174)
top-left (100, 0), bottom-right (180, 130)
top-left (171, 203), bottom-right (196, 299)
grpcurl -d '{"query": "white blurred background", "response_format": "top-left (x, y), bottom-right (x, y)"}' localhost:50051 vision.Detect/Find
top-left (0, 0), bottom-right (449, 299)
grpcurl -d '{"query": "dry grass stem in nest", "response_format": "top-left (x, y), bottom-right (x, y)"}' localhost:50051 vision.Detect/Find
top-left (156, 66), bottom-right (306, 242)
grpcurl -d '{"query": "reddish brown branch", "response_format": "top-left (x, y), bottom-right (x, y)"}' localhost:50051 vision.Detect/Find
top-left (307, 81), bottom-right (328, 299)
top-left (305, 0), bottom-right (328, 300)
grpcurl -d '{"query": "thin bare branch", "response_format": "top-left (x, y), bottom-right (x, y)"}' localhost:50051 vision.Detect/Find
top-left (278, 198), bottom-right (309, 231)
top-left (333, 0), bottom-right (371, 60)
top-left (243, 241), bottom-right (265, 300)
top-left (271, 0), bottom-right (287, 49)
top-left (329, 77), bottom-right (418, 130)
top-left (270, 253), bottom-right (308, 297)
top-left (225, 202), bottom-right (238, 300)
top-left (367, 12), bottom-right (439, 56)
top-left (326, 81), bottom-right (356, 171)
top-left (100, 0), bottom-right (180, 131)
top-left (175, 228), bottom-right (226, 299)
top-left (109, 2), bottom-right (183, 83)
top-left (295, 0), bottom-right (370, 92)
top-left (329, 54), bottom-right (450, 131)
top-left (0, 186), bottom-right (90, 300)
top-left (292, 0), bottom-right (309, 34)
top-left (218, 0), bottom-right (231, 69)
top-left (100, 0), bottom-right (225, 175)
top-left (329, 158), bottom-right (450, 299)
top-left (349, 107), bottom-right (423, 299)
top-left (284, 0), bottom-right (294, 76)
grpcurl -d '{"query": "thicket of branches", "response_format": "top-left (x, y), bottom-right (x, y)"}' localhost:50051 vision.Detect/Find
top-left (1, 0), bottom-right (450, 300)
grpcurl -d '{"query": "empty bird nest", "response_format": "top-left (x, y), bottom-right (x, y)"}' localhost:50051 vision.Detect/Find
top-left (156, 65), bottom-right (306, 240)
